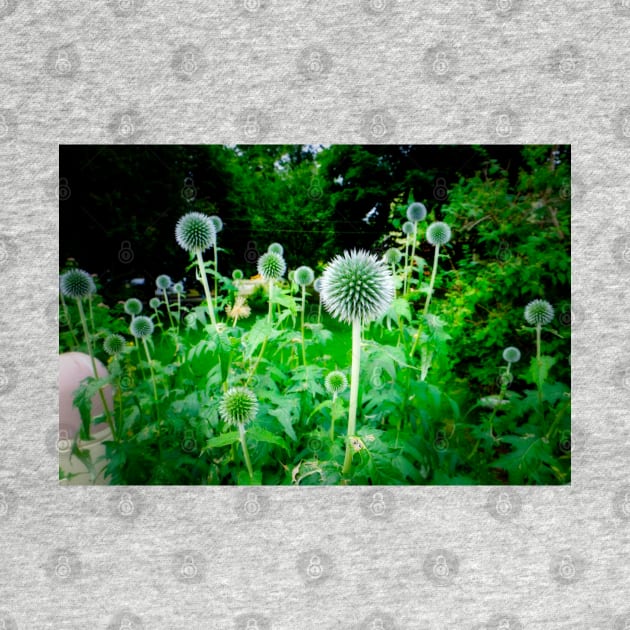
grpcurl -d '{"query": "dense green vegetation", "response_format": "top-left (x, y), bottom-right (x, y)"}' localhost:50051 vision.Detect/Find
top-left (59, 144), bottom-right (571, 485)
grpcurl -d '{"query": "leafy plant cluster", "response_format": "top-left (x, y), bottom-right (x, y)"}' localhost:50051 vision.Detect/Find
top-left (59, 150), bottom-right (570, 486)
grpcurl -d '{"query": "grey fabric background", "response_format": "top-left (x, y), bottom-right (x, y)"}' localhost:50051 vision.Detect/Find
top-left (1, 0), bottom-right (629, 628)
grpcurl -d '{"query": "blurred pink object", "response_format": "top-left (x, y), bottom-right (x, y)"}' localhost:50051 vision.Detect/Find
top-left (59, 352), bottom-right (112, 438)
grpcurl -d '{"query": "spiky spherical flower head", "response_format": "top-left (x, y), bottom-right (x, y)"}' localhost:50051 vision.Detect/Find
top-left (267, 242), bottom-right (284, 255)
top-left (524, 299), bottom-right (554, 326)
top-left (156, 274), bottom-right (171, 290)
top-left (175, 211), bottom-right (216, 253)
top-left (384, 248), bottom-right (402, 265)
top-left (232, 269), bottom-right (244, 280)
top-left (407, 202), bottom-right (427, 223)
top-left (60, 269), bottom-right (95, 299)
top-left (124, 298), bottom-right (142, 316)
top-left (129, 315), bottom-right (154, 339)
top-left (149, 297), bottom-right (161, 309)
top-left (295, 265), bottom-right (314, 287)
top-left (257, 251), bottom-right (286, 280)
top-left (103, 334), bottom-right (125, 356)
top-left (219, 386), bottom-right (258, 426)
top-left (502, 346), bottom-right (522, 364)
top-left (320, 249), bottom-right (395, 325)
top-left (325, 370), bottom-right (348, 395)
top-left (208, 215), bottom-right (223, 233)
top-left (402, 221), bottom-right (415, 236)
top-left (173, 282), bottom-right (184, 295)
top-left (426, 221), bottom-right (452, 246)
top-left (313, 277), bottom-right (323, 293)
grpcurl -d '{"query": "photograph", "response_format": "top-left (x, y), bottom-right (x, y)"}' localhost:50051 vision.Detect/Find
top-left (58, 144), bottom-right (571, 485)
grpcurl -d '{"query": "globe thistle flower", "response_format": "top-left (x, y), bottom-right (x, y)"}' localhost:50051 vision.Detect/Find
top-left (173, 282), bottom-right (184, 295)
top-left (232, 269), bottom-right (244, 280)
top-left (325, 370), bottom-right (348, 395)
top-left (384, 248), bottom-right (402, 265)
top-left (208, 215), bottom-right (223, 233)
top-left (295, 265), bottom-right (314, 287)
top-left (320, 249), bottom-right (395, 325)
top-left (407, 202), bottom-right (427, 223)
top-left (149, 297), bottom-right (161, 309)
top-left (103, 333), bottom-right (125, 356)
top-left (60, 269), bottom-right (95, 299)
top-left (130, 315), bottom-right (154, 339)
top-left (124, 298), bottom-right (142, 316)
top-left (156, 274), bottom-right (172, 291)
top-left (175, 211), bottom-right (216, 253)
top-left (402, 221), bottom-right (415, 236)
top-left (257, 251), bottom-right (286, 280)
top-left (426, 221), bottom-right (452, 246)
top-left (219, 387), bottom-right (258, 426)
top-left (313, 277), bottom-right (323, 293)
top-left (502, 346), bottom-right (522, 364)
top-left (524, 299), bottom-right (554, 326)
top-left (267, 242), bottom-right (284, 255)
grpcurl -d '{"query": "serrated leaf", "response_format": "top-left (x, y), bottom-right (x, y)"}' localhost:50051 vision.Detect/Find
top-left (247, 425), bottom-right (289, 452)
top-left (204, 431), bottom-right (240, 450)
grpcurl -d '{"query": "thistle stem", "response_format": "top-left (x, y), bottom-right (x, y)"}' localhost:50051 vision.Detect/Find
top-left (536, 323), bottom-right (544, 415)
top-left (176, 293), bottom-right (181, 332)
top-left (423, 244), bottom-right (440, 315)
top-left (161, 288), bottom-right (175, 329)
top-left (195, 250), bottom-right (218, 331)
top-left (267, 279), bottom-right (274, 325)
top-left (59, 292), bottom-right (79, 347)
top-left (317, 299), bottom-right (322, 325)
top-left (409, 222), bottom-right (418, 292)
top-left (300, 285), bottom-right (307, 366)
top-left (238, 423), bottom-right (254, 480)
top-left (213, 245), bottom-right (219, 301)
top-left (76, 299), bottom-right (114, 438)
top-left (402, 234), bottom-right (411, 295)
top-left (342, 318), bottom-right (362, 475)
top-left (142, 337), bottom-right (159, 409)
top-left (330, 392), bottom-right (337, 441)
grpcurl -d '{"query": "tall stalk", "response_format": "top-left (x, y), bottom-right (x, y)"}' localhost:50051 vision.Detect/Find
top-left (195, 250), bottom-right (218, 331)
top-left (238, 423), bottom-right (254, 480)
top-left (423, 243), bottom-right (441, 315)
top-left (300, 285), bottom-right (307, 366)
top-left (342, 319), bottom-right (362, 475)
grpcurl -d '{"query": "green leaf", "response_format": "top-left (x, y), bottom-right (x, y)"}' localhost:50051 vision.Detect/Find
top-left (247, 425), bottom-right (289, 452)
top-left (204, 431), bottom-right (240, 450)
top-left (238, 469), bottom-right (263, 485)
top-left (268, 406), bottom-right (298, 441)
